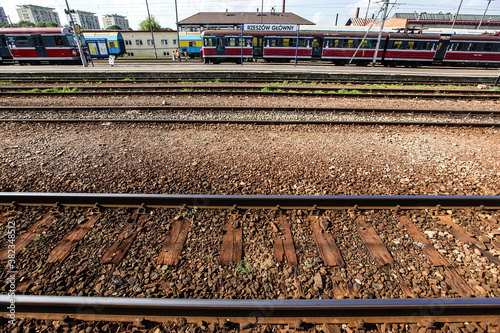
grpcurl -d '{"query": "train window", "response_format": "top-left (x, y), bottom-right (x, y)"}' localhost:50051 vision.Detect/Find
top-left (54, 36), bottom-right (64, 46)
top-left (228, 37), bottom-right (238, 47)
top-left (360, 40), bottom-right (373, 48)
top-left (189, 41), bottom-right (196, 47)
top-left (454, 42), bottom-right (464, 51)
top-left (266, 39), bottom-right (277, 47)
top-left (467, 43), bottom-right (478, 51)
top-left (283, 38), bottom-right (291, 47)
top-left (16, 36), bottom-right (30, 47)
top-left (203, 38), bottom-right (214, 46)
top-left (313, 39), bottom-right (319, 48)
top-left (391, 41), bottom-right (403, 49)
top-left (109, 41), bottom-right (118, 48)
top-left (345, 39), bottom-right (354, 48)
top-left (483, 43), bottom-right (494, 52)
top-left (406, 41), bottom-right (416, 50)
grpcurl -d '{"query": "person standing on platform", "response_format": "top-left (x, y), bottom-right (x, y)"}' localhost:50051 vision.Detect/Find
top-left (108, 54), bottom-right (116, 67)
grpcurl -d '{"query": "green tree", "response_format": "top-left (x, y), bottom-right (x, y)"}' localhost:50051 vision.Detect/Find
top-left (106, 25), bottom-right (122, 30)
top-left (138, 15), bottom-right (161, 30)
top-left (46, 21), bottom-right (58, 27)
top-left (18, 20), bottom-right (35, 27)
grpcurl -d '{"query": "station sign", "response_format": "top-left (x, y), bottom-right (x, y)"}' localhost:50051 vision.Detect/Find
top-left (243, 23), bottom-right (298, 32)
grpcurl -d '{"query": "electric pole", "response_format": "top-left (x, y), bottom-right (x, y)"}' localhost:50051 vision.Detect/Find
top-left (145, 0), bottom-right (158, 59)
top-left (65, 0), bottom-right (87, 67)
top-left (372, 0), bottom-right (389, 66)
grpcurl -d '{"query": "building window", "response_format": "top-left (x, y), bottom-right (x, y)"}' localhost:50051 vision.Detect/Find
top-left (163, 52), bottom-right (170, 56)
top-left (161, 39), bottom-right (168, 45)
top-left (125, 40), bottom-right (132, 46)
top-left (135, 40), bottom-right (143, 46)
top-left (173, 39), bottom-right (177, 45)
top-left (127, 52), bottom-right (134, 56)
top-left (147, 39), bottom-right (154, 46)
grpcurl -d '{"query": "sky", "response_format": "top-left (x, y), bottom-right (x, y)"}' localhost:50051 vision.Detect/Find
top-left (2, 0), bottom-right (499, 30)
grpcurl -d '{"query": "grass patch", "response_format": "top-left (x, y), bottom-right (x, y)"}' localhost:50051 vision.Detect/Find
top-left (337, 88), bottom-right (361, 94)
top-left (236, 258), bottom-right (254, 278)
top-left (25, 87), bottom-right (82, 93)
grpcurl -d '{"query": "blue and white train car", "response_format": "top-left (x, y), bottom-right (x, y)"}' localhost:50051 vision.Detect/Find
top-left (83, 31), bottom-right (126, 57)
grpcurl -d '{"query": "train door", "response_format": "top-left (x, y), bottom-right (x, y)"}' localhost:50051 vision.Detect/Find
top-left (433, 36), bottom-right (450, 63)
top-left (0, 35), bottom-right (13, 61)
top-left (253, 36), bottom-right (263, 57)
top-left (32, 34), bottom-right (48, 57)
top-left (216, 37), bottom-right (225, 55)
top-left (312, 38), bottom-right (322, 58)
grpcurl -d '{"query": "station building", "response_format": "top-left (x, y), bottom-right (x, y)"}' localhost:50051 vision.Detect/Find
top-left (177, 10), bottom-right (314, 31)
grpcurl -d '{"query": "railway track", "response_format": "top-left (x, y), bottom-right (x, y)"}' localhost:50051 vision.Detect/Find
top-left (1, 295), bottom-right (499, 329)
top-left (0, 71), bottom-right (496, 85)
top-left (1, 105), bottom-right (498, 127)
top-left (3, 85), bottom-right (500, 99)
top-left (1, 193), bottom-right (500, 330)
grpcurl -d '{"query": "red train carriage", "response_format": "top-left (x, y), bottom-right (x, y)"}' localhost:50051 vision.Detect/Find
top-left (202, 31), bottom-right (253, 64)
top-left (0, 27), bottom-right (89, 65)
top-left (443, 34), bottom-right (500, 66)
top-left (201, 29), bottom-right (500, 67)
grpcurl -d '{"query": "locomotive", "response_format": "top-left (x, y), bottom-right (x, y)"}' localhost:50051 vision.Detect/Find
top-left (0, 27), bottom-right (89, 65)
top-left (201, 30), bottom-right (500, 67)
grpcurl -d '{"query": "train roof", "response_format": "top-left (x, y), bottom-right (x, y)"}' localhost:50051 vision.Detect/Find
top-left (0, 27), bottom-right (71, 35)
top-left (202, 29), bottom-right (441, 39)
top-left (83, 31), bottom-right (124, 40)
top-left (202, 29), bottom-right (500, 41)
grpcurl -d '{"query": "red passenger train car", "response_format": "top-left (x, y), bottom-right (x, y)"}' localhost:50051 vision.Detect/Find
top-left (201, 30), bottom-right (500, 67)
top-left (0, 27), bottom-right (89, 65)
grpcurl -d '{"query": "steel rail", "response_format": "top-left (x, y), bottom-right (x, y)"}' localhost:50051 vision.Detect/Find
top-left (0, 105), bottom-right (498, 116)
top-left (2, 90), bottom-right (498, 100)
top-left (1, 295), bottom-right (498, 324)
top-left (0, 77), bottom-right (483, 85)
top-left (2, 85), bottom-right (499, 96)
top-left (0, 71), bottom-right (495, 85)
top-left (1, 193), bottom-right (499, 209)
top-left (1, 119), bottom-right (498, 127)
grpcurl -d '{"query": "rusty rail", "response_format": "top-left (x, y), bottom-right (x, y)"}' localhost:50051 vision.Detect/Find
top-left (1, 192), bottom-right (500, 210)
top-left (1, 295), bottom-right (498, 325)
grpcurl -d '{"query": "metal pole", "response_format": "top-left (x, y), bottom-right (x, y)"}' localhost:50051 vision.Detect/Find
top-left (145, 0), bottom-right (158, 59)
top-left (175, 0), bottom-right (181, 61)
top-left (241, 23), bottom-right (243, 66)
top-left (261, 0), bottom-right (264, 23)
top-left (478, 0), bottom-right (493, 29)
top-left (451, 0), bottom-right (464, 29)
top-left (294, 24), bottom-right (300, 67)
top-left (364, 0), bottom-right (372, 25)
top-left (372, 0), bottom-right (389, 66)
top-left (64, 0), bottom-right (87, 67)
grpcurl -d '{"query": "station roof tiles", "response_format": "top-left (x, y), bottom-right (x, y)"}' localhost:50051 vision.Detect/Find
top-left (178, 12), bottom-right (314, 25)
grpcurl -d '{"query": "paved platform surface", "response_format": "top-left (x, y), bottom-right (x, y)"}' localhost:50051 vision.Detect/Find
top-left (1, 62), bottom-right (499, 78)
